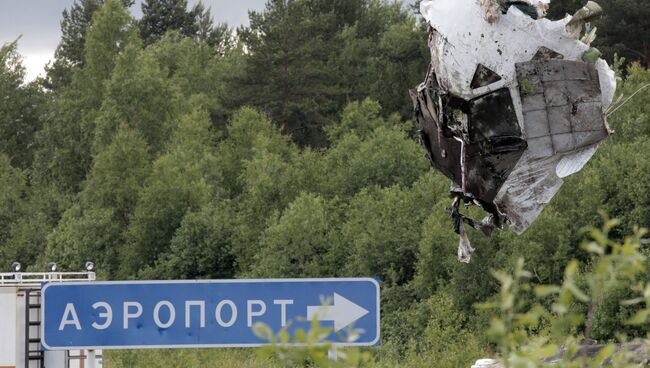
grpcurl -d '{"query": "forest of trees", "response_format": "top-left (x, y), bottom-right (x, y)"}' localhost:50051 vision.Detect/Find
top-left (1, 0), bottom-right (649, 366)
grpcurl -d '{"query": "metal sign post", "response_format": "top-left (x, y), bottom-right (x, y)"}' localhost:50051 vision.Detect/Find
top-left (87, 350), bottom-right (96, 368)
top-left (42, 278), bottom-right (380, 350)
top-left (328, 347), bottom-right (338, 361)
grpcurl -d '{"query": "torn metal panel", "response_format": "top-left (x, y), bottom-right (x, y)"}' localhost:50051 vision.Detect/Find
top-left (516, 59), bottom-right (608, 157)
top-left (415, 0), bottom-right (616, 261)
top-left (555, 144), bottom-right (598, 178)
top-left (457, 221), bottom-right (475, 263)
top-left (413, 77), bottom-right (464, 186)
top-left (493, 151), bottom-right (565, 234)
top-left (464, 144), bottom-right (526, 203)
top-left (495, 59), bottom-right (609, 232)
top-left (566, 1), bottom-right (604, 39)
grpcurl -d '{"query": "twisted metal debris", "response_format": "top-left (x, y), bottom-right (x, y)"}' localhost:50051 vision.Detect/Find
top-left (412, 0), bottom-right (616, 262)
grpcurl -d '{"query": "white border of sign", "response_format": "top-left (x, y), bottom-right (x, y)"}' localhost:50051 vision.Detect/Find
top-left (41, 278), bottom-right (381, 350)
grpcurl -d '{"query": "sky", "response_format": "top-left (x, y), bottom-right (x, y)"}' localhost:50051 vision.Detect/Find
top-left (0, 0), bottom-right (268, 81)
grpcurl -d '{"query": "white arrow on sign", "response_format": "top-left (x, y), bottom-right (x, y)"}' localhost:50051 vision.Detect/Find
top-left (306, 293), bottom-right (369, 332)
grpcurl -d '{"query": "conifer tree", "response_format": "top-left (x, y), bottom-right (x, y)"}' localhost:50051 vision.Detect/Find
top-left (234, 0), bottom-right (343, 147)
top-left (140, 0), bottom-right (196, 44)
top-left (44, 0), bottom-right (134, 90)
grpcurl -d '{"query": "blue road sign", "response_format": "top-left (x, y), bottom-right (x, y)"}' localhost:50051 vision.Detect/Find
top-left (41, 278), bottom-right (380, 350)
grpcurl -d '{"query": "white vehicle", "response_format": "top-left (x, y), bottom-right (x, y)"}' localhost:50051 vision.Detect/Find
top-left (0, 266), bottom-right (100, 368)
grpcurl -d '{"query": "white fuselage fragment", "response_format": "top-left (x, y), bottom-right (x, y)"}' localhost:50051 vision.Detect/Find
top-left (421, 0), bottom-right (616, 234)
top-left (421, 0), bottom-right (615, 105)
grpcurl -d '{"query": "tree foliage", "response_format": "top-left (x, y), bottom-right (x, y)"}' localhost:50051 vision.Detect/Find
top-left (33, 0), bottom-right (138, 192)
top-left (0, 155), bottom-right (26, 253)
top-left (232, 0), bottom-right (426, 147)
top-left (44, 0), bottom-right (135, 90)
top-left (0, 41), bottom-right (47, 169)
top-left (140, 0), bottom-right (232, 50)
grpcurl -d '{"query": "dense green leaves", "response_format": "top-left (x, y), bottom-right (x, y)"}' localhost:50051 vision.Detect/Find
top-left (33, 0), bottom-right (138, 192)
top-left (42, 127), bottom-right (149, 276)
top-left (254, 193), bottom-right (338, 278)
top-left (0, 155), bottom-right (26, 250)
top-left (122, 109), bottom-right (223, 276)
top-left (82, 126), bottom-right (151, 224)
top-left (143, 200), bottom-right (236, 280)
top-left (232, 0), bottom-right (426, 147)
top-left (341, 180), bottom-right (434, 285)
top-left (45, 205), bottom-right (124, 275)
top-left (93, 42), bottom-right (185, 154)
top-left (234, 0), bottom-right (341, 147)
top-left (44, 0), bottom-right (135, 90)
top-left (83, 0), bottom-right (139, 103)
top-left (596, 0), bottom-right (650, 68)
top-left (0, 41), bottom-right (47, 169)
top-left (140, 0), bottom-right (197, 44)
top-left (140, 0), bottom-right (231, 48)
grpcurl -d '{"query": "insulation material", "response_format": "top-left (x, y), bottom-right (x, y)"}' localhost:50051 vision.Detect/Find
top-left (413, 0), bottom-right (616, 261)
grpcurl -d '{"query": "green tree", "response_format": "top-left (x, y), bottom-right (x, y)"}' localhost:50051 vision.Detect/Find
top-left (0, 40), bottom-right (48, 169)
top-left (4, 185), bottom-right (71, 270)
top-left (93, 42), bottom-right (185, 155)
top-left (325, 98), bottom-right (389, 141)
top-left (366, 19), bottom-right (428, 116)
top-left (142, 200), bottom-right (237, 280)
top-left (412, 184), bottom-right (459, 299)
top-left (192, 3), bottom-right (233, 53)
top-left (141, 32), bottom-right (238, 124)
top-left (41, 127), bottom-right (150, 277)
top-left (254, 193), bottom-right (340, 278)
top-left (333, 4), bottom-right (427, 117)
top-left (234, 0), bottom-right (344, 147)
top-left (341, 179), bottom-right (436, 286)
top-left (0, 155), bottom-right (26, 264)
top-left (380, 291), bottom-right (483, 368)
top-left (476, 221), bottom-right (649, 367)
top-left (83, 0), bottom-right (139, 106)
top-left (44, 205), bottom-right (124, 276)
top-left (217, 107), bottom-right (343, 272)
top-left (597, 0), bottom-right (650, 68)
top-left (321, 124), bottom-right (428, 198)
top-left (215, 107), bottom-right (295, 197)
top-left (44, 0), bottom-right (135, 90)
top-left (231, 134), bottom-right (302, 271)
top-left (33, 0), bottom-right (138, 192)
top-left (82, 127), bottom-right (152, 224)
top-left (31, 90), bottom-right (96, 192)
top-left (231, 0), bottom-right (427, 146)
top-left (607, 63), bottom-right (650, 141)
top-left (575, 140), bottom-right (650, 235)
top-left (121, 109), bottom-right (223, 276)
top-left (140, 0), bottom-right (199, 45)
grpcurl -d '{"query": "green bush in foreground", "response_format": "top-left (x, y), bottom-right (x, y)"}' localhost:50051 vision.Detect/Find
top-left (474, 216), bottom-right (649, 367)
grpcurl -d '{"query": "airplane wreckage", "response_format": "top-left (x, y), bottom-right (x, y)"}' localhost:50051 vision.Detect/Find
top-left (412, 0), bottom-right (617, 262)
